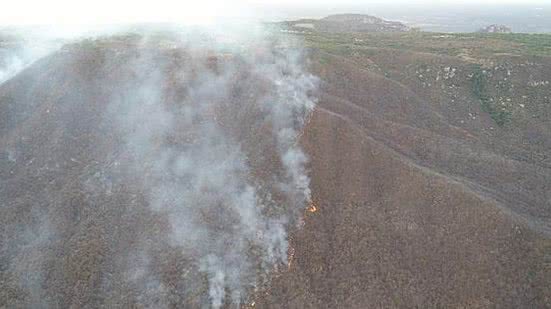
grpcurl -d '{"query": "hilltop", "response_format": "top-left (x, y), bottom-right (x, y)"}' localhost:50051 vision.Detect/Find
top-left (280, 14), bottom-right (410, 33)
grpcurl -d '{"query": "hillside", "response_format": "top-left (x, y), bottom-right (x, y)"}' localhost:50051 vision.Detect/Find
top-left (1, 28), bottom-right (550, 308)
top-left (253, 29), bottom-right (551, 308)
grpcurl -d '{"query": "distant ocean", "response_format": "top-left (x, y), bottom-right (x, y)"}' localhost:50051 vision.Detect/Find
top-left (259, 4), bottom-right (551, 33)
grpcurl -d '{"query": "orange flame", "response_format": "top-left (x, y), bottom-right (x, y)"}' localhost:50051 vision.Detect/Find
top-left (307, 201), bottom-right (318, 213)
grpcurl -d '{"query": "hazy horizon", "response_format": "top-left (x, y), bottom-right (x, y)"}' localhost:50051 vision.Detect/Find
top-left (1, 1), bottom-right (551, 33)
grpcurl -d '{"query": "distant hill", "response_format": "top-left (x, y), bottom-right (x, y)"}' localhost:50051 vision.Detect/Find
top-left (479, 24), bottom-right (512, 33)
top-left (281, 14), bottom-right (410, 33)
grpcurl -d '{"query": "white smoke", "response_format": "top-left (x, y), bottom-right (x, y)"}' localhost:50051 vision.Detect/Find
top-left (0, 38), bottom-right (54, 84)
top-left (112, 25), bottom-right (317, 308)
top-left (0, 25), bottom-right (133, 85)
top-left (0, 21), bottom-right (316, 308)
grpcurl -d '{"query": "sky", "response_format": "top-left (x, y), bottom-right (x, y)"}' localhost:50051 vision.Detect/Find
top-left (0, 0), bottom-right (549, 26)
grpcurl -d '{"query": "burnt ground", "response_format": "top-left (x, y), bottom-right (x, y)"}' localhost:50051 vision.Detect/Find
top-left (1, 33), bottom-right (551, 308)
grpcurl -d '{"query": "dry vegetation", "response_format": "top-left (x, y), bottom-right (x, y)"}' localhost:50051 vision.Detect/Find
top-left (1, 29), bottom-right (551, 308)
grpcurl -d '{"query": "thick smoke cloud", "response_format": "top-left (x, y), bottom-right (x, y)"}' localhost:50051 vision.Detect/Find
top-left (110, 26), bottom-right (317, 307)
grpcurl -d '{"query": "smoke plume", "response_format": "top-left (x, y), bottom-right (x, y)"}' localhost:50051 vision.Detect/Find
top-left (110, 25), bottom-right (317, 307)
top-left (0, 22), bottom-right (316, 308)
